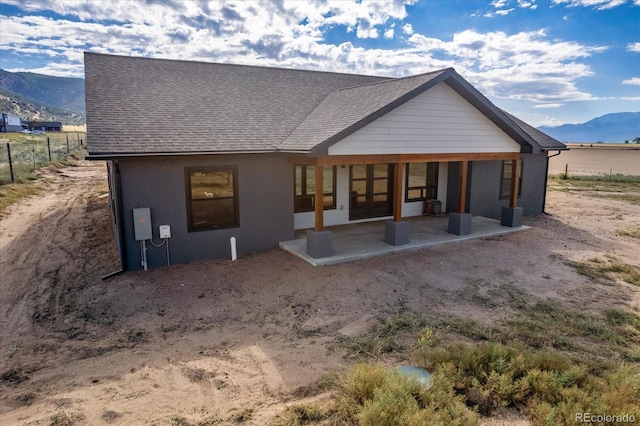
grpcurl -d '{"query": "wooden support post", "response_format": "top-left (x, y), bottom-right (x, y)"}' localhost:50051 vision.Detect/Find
top-left (457, 161), bottom-right (468, 213)
top-left (393, 162), bottom-right (404, 222)
top-left (509, 159), bottom-right (520, 208)
top-left (314, 165), bottom-right (324, 231)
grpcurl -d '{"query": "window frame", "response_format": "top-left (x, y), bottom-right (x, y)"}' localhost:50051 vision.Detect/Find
top-left (185, 166), bottom-right (239, 232)
top-left (404, 162), bottom-right (439, 202)
top-left (293, 165), bottom-right (337, 213)
top-left (499, 160), bottom-right (523, 200)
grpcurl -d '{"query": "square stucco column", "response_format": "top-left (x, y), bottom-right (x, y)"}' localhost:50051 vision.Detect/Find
top-left (384, 220), bottom-right (410, 246)
top-left (447, 212), bottom-right (472, 236)
top-left (307, 230), bottom-right (333, 258)
top-left (501, 206), bottom-right (523, 227)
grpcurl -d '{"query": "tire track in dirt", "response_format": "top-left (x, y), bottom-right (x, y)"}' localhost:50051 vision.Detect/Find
top-left (0, 161), bottom-right (113, 347)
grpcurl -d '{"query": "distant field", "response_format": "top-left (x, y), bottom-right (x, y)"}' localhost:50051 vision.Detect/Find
top-left (549, 143), bottom-right (640, 176)
top-left (63, 125), bottom-right (87, 132)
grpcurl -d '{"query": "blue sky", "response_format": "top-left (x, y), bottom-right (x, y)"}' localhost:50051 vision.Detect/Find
top-left (0, 0), bottom-right (638, 126)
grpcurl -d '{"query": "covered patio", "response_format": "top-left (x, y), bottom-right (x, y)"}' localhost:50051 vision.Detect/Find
top-left (280, 215), bottom-right (529, 266)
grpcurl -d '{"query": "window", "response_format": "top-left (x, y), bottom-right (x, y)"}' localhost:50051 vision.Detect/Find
top-left (500, 160), bottom-right (522, 199)
top-left (405, 162), bottom-right (439, 202)
top-left (294, 165), bottom-right (336, 213)
top-left (186, 166), bottom-right (238, 231)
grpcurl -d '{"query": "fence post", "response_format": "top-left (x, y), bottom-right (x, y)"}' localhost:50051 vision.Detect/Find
top-left (32, 145), bottom-right (36, 171)
top-left (47, 137), bottom-right (51, 161)
top-left (6, 143), bottom-right (14, 182)
top-left (564, 164), bottom-right (568, 180)
top-left (66, 135), bottom-right (70, 153)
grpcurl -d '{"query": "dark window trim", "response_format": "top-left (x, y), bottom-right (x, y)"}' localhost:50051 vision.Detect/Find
top-left (499, 159), bottom-right (523, 200)
top-left (185, 165), bottom-right (239, 232)
top-left (294, 165), bottom-right (337, 213)
top-left (404, 162), bottom-right (439, 202)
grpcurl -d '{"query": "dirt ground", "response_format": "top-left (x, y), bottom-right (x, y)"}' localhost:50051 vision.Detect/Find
top-left (1, 159), bottom-right (639, 425)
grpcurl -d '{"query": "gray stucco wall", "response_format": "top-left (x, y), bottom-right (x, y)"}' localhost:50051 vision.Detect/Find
top-left (468, 152), bottom-right (548, 218)
top-left (117, 154), bottom-right (294, 270)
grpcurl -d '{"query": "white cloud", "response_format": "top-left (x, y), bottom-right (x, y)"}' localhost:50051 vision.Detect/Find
top-left (622, 77), bottom-right (640, 85)
top-left (0, 0), bottom-right (608, 104)
top-left (517, 0), bottom-right (538, 8)
top-left (491, 0), bottom-right (510, 8)
top-left (487, 0), bottom-right (534, 16)
top-left (534, 103), bottom-right (564, 108)
top-left (621, 96), bottom-right (640, 100)
top-left (402, 23), bottom-right (414, 35)
top-left (537, 116), bottom-right (565, 126)
top-left (551, 0), bottom-right (629, 10)
top-left (6, 61), bottom-right (85, 77)
top-left (628, 42), bottom-right (640, 52)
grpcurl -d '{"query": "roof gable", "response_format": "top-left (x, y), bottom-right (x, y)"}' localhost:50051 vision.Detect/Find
top-left (279, 69), bottom-right (449, 155)
top-left (326, 82), bottom-right (522, 156)
top-left (281, 67), bottom-right (559, 156)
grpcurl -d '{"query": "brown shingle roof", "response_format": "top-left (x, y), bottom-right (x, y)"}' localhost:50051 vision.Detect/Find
top-left (84, 53), bottom-right (565, 157)
top-left (502, 111), bottom-right (566, 151)
top-left (84, 53), bottom-right (386, 155)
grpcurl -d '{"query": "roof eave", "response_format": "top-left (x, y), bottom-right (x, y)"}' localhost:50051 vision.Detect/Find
top-left (85, 149), bottom-right (280, 160)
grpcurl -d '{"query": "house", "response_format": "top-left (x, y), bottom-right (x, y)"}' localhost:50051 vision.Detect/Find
top-left (27, 120), bottom-right (63, 132)
top-left (84, 52), bottom-right (566, 271)
top-left (1, 112), bottom-right (23, 132)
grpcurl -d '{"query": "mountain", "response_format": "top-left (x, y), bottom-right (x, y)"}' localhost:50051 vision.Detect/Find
top-left (538, 112), bottom-right (640, 143)
top-left (0, 89), bottom-right (85, 125)
top-left (0, 69), bottom-right (85, 114)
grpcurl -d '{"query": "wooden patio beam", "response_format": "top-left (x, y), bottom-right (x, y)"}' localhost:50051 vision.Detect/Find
top-left (314, 165), bottom-right (324, 231)
top-left (290, 152), bottom-right (521, 166)
top-left (393, 162), bottom-right (404, 222)
top-left (312, 152), bottom-right (520, 166)
top-left (509, 159), bottom-right (521, 208)
top-left (458, 160), bottom-right (468, 214)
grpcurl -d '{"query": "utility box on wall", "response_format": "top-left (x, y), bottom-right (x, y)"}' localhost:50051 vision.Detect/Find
top-left (159, 225), bottom-right (171, 239)
top-left (133, 208), bottom-right (152, 241)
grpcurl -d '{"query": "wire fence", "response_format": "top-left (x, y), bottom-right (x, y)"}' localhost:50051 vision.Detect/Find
top-left (0, 132), bottom-right (86, 184)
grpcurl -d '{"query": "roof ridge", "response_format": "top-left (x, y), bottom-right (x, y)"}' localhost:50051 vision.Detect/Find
top-left (84, 51), bottom-right (388, 80)
top-left (328, 67), bottom-right (452, 93)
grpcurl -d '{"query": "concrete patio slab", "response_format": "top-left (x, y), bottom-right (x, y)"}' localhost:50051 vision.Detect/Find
top-left (279, 215), bottom-right (530, 266)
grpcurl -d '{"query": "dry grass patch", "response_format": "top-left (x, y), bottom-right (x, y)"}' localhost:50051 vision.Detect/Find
top-left (548, 175), bottom-right (640, 205)
top-left (566, 256), bottom-right (640, 286)
top-left (618, 225), bottom-right (640, 240)
top-left (272, 343), bottom-right (640, 426)
top-left (313, 275), bottom-right (640, 425)
top-left (0, 179), bottom-right (40, 215)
